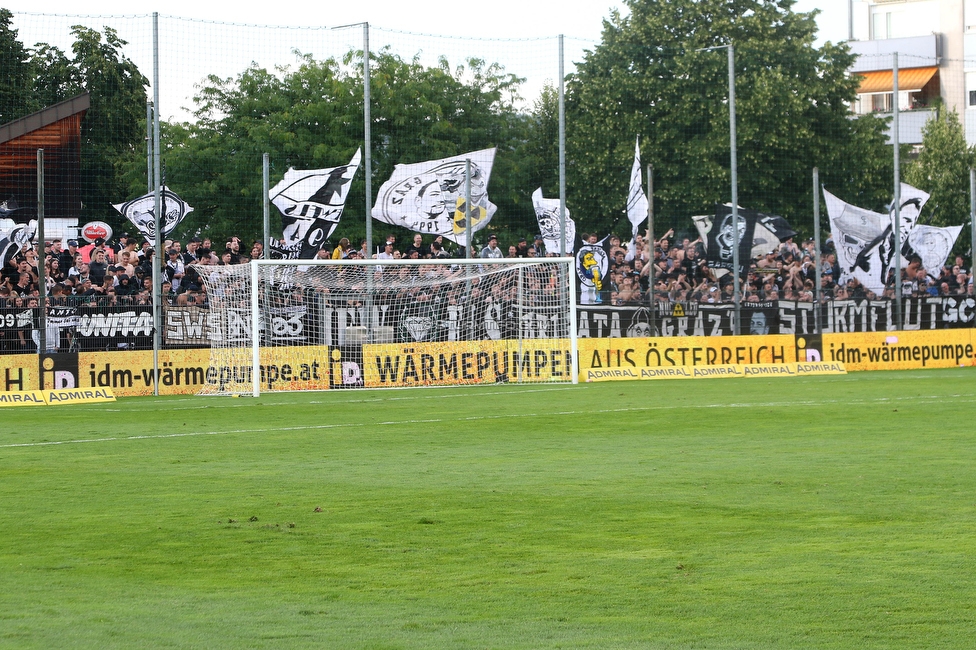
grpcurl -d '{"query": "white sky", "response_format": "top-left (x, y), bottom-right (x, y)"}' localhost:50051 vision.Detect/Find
top-left (5, 0), bottom-right (850, 45)
top-left (5, 0), bottom-right (852, 121)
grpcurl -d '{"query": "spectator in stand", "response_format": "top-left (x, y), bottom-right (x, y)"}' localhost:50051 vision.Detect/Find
top-left (531, 234), bottom-right (545, 256)
top-left (166, 248), bottom-right (186, 292)
top-left (249, 239), bottom-right (263, 261)
top-left (332, 238), bottom-right (351, 260)
top-left (404, 234), bottom-right (425, 258)
top-left (507, 245), bottom-right (518, 258)
top-left (89, 249), bottom-right (109, 286)
top-left (480, 234), bottom-right (503, 259)
top-left (377, 241), bottom-right (395, 261)
top-left (515, 238), bottom-right (530, 257)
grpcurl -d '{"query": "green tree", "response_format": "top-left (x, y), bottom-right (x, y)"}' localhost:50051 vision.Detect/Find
top-left (565, 0), bottom-right (892, 239)
top-left (160, 49), bottom-right (531, 246)
top-left (519, 83), bottom-right (560, 199)
top-left (0, 8), bottom-right (34, 124)
top-left (24, 26), bottom-right (148, 226)
top-left (904, 109), bottom-right (976, 228)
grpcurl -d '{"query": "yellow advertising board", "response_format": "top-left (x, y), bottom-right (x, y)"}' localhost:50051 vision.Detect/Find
top-left (578, 335), bottom-right (797, 371)
top-left (43, 388), bottom-right (116, 405)
top-left (822, 330), bottom-right (976, 371)
top-left (0, 390), bottom-right (46, 407)
top-left (0, 355), bottom-right (39, 394)
top-left (77, 346), bottom-right (333, 396)
top-left (363, 340), bottom-right (573, 387)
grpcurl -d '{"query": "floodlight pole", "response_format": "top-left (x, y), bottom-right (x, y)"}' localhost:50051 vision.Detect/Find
top-left (37, 149), bottom-right (46, 358)
top-left (363, 22), bottom-right (373, 257)
top-left (558, 34), bottom-right (566, 257)
top-left (152, 12), bottom-right (162, 397)
top-left (893, 52), bottom-right (902, 331)
top-left (728, 44), bottom-right (741, 335)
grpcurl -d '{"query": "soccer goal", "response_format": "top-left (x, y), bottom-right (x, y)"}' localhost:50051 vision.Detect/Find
top-left (194, 257), bottom-right (578, 396)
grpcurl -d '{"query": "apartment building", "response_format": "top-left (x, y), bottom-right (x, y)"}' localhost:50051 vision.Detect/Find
top-left (847, 0), bottom-right (975, 145)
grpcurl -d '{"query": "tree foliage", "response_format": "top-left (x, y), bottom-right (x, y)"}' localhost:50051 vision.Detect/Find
top-left (565, 0), bottom-right (893, 238)
top-left (0, 21), bottom-right (148, 225)
top-left (0, 9), bottom-right (33, 124)
top-left (904, 109), bottom-right (976, 228)
top-left (159, 49), bottom-right (533, 245)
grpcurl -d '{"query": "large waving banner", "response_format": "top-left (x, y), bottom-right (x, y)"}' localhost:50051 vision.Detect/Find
top-left (113, 187), bottom-right (194, 242)
top-left (824, 184), bottom-right (933, 294)
top-left (532, 188), bottom-right (575, 255)
top-left (269, 149), bottom-right (361, 259)
top-left (371, 148), bottom-right (497, 246)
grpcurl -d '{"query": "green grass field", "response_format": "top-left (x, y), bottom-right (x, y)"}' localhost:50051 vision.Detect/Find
top-left (3, 370), bottom-right (976, 648)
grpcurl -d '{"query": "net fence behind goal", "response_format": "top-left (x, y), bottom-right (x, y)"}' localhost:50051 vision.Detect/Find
top-left (194, 258), bottom-right (578, 395)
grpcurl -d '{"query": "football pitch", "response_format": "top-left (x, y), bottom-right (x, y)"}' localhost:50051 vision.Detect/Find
top-left (3, 369), bottom-right (976, 648)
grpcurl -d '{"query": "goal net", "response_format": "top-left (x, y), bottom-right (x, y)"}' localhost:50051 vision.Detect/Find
top-left (194, 257), bottom-right (578, 395)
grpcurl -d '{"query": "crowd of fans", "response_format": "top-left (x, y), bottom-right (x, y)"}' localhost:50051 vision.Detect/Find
top-left (596, 229), bottom-right (975, 307)
top-left (1, 228), bottom-right (973, 311)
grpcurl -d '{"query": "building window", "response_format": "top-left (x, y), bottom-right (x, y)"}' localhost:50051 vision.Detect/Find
top-left (971, 90), bottom-right (976, 107)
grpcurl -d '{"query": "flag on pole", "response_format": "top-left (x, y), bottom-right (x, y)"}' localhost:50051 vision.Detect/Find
top-left (269, 149), bottom-right (361, 259)
top-left (627, 138), bottom-right (649, 240)
top-left (531, 188), bottom-right (575, 255)
top-left (114, 187), bottom-right (194, 242)
top-left (371, 148), bottom-right (497, 246)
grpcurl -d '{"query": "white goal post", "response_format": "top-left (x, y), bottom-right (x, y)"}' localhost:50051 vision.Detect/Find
top-left (194, 257), bottom-right (578, 396)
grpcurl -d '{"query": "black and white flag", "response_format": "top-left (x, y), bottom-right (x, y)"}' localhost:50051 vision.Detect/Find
top-left (627, 138), bottom-right (649, 240)
top-left (532, 188), bottom-right (575, 255)
top-left (694, 206), bottom-right (797, 278)
top-left (0, 219), bottom-right (36, 270)
top-left (371, 148), bottom-right (497, 246)
top-left (824, 184), bottom-right (928, 294)
top-left (269, 149), bottom-right (361, 259)
top-left (113, 187), bottom-right (194, 242)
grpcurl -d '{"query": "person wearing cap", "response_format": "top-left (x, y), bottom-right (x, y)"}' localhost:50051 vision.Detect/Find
top-left (93, 237), bottom-right (115, 263)
top-left (377, 241), bottom-right (395, 261)
top-left (480, 234), bottom-right (502, 259)
top-left (515, 237), bottom-right (529, 258)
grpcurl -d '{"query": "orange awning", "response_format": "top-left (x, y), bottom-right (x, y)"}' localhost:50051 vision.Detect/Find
top-left (856, 67), bottom-right (938, 94)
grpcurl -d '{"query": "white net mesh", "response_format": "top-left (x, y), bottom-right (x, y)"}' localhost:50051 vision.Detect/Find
top-left (194, 258), bottom-right (577, 394)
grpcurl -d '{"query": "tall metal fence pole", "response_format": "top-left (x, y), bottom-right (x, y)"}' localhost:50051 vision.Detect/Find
top-left (647, 163), bottom-right (654, 336)
top-left (37, 149), bottom-right (46, 359)
top-left (146, 101), bottom-right (153, 194)
top-left (970, 168), bottom-right (975, 289)
top-left (363, 22), bottom-right (373, 257)
top-left (893, 52), bottom-right (902, 331)
top-left (152, 12), bottom-right (162, 397)
top-left (813, 167), bottom-right (822, 336)
top-left (558, 34), bottom-right (566, 258)
top-left (729, 44), bottom-right (740, 335)
top-left (263, 153), bottom-right (270, 259)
